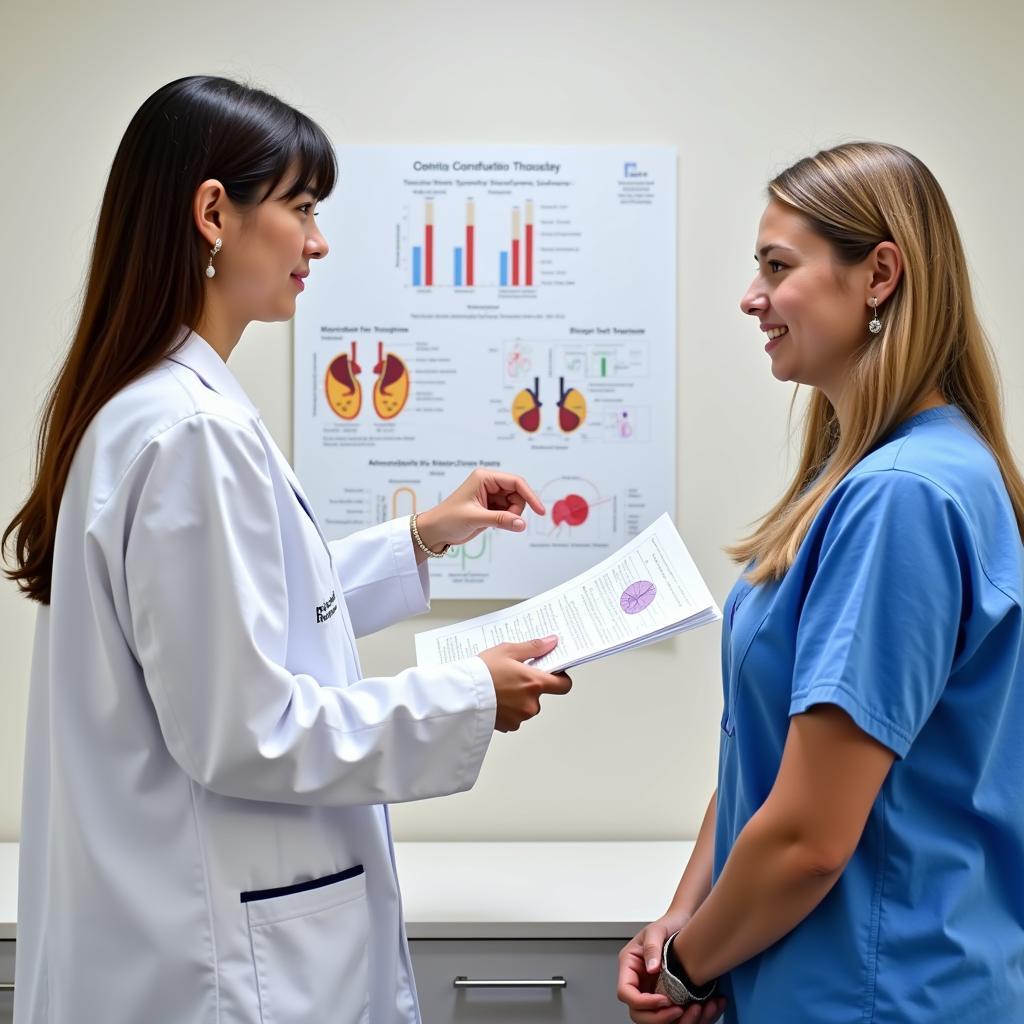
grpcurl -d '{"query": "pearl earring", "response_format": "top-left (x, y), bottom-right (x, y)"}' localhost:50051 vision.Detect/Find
top-left (868, 296), bottom-right (882, 335)
top-left (205, 238), bottom-right (222, 279)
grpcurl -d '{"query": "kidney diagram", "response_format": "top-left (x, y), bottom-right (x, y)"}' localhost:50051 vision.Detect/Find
top-left (325, 341), bottom-right (410, 421)
top-left (512, 376), bottom-right (586, 435)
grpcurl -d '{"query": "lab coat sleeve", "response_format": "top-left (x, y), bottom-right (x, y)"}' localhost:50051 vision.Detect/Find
top-left (328, 519), bottom-right (431, 638)
top-left (117, 413), bottom-right (496, 806)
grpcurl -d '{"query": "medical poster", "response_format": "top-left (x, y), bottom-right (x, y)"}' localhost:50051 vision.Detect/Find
top-left (294, 145), bottom-right (677, 598)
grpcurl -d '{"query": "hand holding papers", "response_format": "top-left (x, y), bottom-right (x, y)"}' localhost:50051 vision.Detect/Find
top-left (478, 637), bottom-right (574, 732)
top-left (416, 514), bottom-right (721, 674)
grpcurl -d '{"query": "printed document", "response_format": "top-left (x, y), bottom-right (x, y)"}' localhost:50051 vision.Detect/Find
top-left (415, 513), bottom-right (720, 673)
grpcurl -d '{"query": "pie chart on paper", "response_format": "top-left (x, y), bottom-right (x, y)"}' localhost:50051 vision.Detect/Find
top-left (620, 580), bottom-right (657, 615)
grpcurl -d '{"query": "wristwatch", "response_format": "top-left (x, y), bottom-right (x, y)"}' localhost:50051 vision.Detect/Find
top-left (654, 931), bottom-right (718, 1008)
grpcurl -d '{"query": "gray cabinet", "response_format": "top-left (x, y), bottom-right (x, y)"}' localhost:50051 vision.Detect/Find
top-left (0, 937), bottom-right (631, 1024)
top-left (409, 937), bottom-right (626, 1023)
top-left (395, 841), bottom-right (693, 1024)
top-left (0, 941), bottom-right (13, 1024)
top-left (0, 841), bottom-right (692, 1024)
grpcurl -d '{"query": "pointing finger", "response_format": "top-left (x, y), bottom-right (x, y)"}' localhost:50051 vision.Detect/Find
top-left (485, 472), bottom-right (545, 516)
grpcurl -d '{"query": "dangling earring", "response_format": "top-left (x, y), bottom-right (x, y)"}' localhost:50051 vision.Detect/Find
top-left (205, 238), bottom-right (222, 279)
top-left (868, 296), bottom-right (882, 335)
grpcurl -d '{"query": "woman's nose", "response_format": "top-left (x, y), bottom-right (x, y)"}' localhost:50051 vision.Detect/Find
top-left (740, 279), bottom-right (767, 317)
top-left (307, 228), bottom-right (329, 260)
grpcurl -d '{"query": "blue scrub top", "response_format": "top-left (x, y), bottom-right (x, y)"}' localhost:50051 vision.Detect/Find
top-left (715, 406), bottom-right (1024, 1023)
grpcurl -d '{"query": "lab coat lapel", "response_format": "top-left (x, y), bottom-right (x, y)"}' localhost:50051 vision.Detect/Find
top-left (266, 427), bottom-right (333, 557)
top-left (167, 330), bottom-right (332, 556)
top-left (166, 331), bottom-right (260, 417)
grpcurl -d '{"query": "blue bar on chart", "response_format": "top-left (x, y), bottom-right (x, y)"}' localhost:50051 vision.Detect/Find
top-left (499, 251), bottom-right (509, 287)
top-left (454, 247), bottom-right (463, 287)
top-left (412, 246), bottom-right (423, 287)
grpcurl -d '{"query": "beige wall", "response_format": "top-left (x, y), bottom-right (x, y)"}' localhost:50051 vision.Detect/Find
top-left (1, 0), bottom-right (1021, 841)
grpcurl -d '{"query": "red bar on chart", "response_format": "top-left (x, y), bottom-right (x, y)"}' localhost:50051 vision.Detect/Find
top-left (525, 199), bottom-right (534, 287)
top-left (425, 199), bottom-right (434, 287)
top-left (511, 206), bottom-right (521, 287)
top-left (466, 199), bottom-right (475, 287)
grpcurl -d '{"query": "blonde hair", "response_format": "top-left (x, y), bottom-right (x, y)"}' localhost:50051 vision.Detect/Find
top-left (729, 142), bottom-right (1024, 583)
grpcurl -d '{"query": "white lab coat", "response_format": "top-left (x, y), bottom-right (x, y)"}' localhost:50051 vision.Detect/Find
top-left (14, 331), bottom-right (497, 1024)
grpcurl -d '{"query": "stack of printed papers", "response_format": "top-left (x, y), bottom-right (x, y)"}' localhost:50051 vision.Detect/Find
top-left (415, 513), bottom-right (721, 674)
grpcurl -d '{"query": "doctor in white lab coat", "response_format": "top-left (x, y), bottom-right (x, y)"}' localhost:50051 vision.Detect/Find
top-left (4, 76), bottom-right (571, 1024)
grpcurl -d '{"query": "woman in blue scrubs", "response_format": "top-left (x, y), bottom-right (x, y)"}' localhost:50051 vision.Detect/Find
top-left (618, 142), bottom-right (1024, 1023)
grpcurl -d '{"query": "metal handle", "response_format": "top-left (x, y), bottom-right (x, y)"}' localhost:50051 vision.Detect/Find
top-left (0, 982), bottom-right (13, 992)
top-left (454, 975), bottom-right (566, 989)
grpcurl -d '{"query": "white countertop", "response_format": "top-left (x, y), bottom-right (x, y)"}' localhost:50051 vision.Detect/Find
top-left (396, 840), bottom-right (693, 938)
top-left (0, 840), bottom-right (693, 941)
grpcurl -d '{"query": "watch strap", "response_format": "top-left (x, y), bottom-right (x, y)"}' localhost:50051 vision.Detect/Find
top-left (655, 931), bottom-right (718, 1007)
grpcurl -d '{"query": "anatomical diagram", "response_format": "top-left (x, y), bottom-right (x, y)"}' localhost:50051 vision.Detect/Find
top-left (620, 580), bottom-right (657, 615)
top-left (326, 341), bottom-right (410, 421)
top-left (557, 377), bottom-right (587, 433)
top-left (551, 493), bottom-right (589, 527)
top-left (512, 377), bottom-right (543, 433)
top-left (325, 341), bottom-right (363, 420)
top-left (511, 377), bottom-right (586, 434)
top-left (372, 342), bottom-right (410, 420)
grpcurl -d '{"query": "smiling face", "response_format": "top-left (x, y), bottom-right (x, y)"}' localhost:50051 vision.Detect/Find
top-left (740, 199), bottom-right (872, 402)
top-left (195, 166), bottom-right (331, 340)
top-left (223, 176), bottom-right (329, 323)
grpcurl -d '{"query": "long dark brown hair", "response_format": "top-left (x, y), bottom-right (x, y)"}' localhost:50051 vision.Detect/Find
top-left (3, 76), bottom-right (336, 603)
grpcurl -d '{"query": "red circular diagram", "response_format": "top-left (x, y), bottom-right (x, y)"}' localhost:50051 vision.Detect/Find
top-left (552, 493), bottom-right (589, 527)
top-left (620, 580), bottom-right (657, 614)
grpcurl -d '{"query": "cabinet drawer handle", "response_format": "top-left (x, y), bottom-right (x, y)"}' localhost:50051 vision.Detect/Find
top-left (0, 983), bottom-right (13, 992)
top-left (454, 976), bottom-right (566, 989)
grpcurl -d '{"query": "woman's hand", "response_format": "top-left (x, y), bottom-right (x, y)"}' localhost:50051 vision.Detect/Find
top-left (413, 469), bottom-right (544, 552)
top-left (618, 912), bottom-right (726, 1024)
top-left (478, 637), bottom-right (573, 733)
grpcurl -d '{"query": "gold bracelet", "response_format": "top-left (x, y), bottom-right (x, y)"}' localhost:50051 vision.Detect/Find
top-left (410, 514), bottom-right (450, 558)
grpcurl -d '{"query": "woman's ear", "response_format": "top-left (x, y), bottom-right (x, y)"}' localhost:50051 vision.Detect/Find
top-left (867, 241), bottom-right (903, 305)
top-left (193, 179), bottom-right (226, 248)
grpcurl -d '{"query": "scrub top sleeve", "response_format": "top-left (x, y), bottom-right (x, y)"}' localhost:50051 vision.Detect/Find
top-left (329, 518), bottom-right (431, 638)
top-left (120, 414), bottom-right (494, 805)
top-left (789, 470), bottom-right (967, 758)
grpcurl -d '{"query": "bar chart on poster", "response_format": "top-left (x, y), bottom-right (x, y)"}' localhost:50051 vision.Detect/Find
top-left (407, 195), bottom-right (551, 289)
top-left (294, 145), bottom-right (677, 598)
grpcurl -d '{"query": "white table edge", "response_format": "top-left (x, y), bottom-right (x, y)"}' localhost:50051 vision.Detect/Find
top-left (0, 839), bottom-right (695, 942)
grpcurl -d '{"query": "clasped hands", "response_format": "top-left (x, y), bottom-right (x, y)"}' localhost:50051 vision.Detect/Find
top-left (618, 911), bottom-right (727, 1024)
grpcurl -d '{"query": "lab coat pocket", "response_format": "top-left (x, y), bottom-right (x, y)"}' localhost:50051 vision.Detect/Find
top-left (243, 865), bottom-right (370, 1024)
